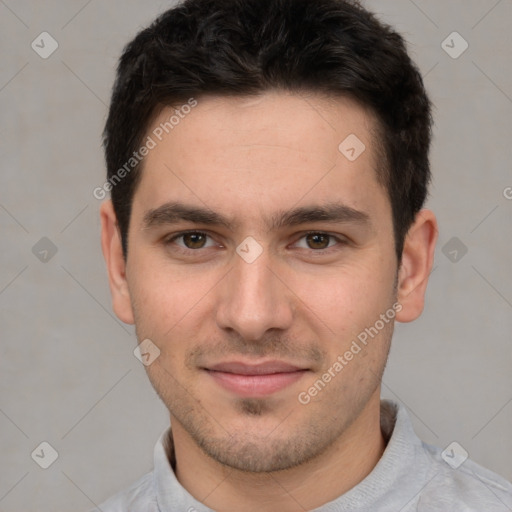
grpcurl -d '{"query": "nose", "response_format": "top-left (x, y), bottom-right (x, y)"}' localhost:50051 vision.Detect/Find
top-left (215, 247), bottom-right (294, 342)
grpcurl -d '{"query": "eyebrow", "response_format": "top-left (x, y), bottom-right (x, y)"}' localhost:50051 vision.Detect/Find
top-left (142, 201), bottom-right (372, 232)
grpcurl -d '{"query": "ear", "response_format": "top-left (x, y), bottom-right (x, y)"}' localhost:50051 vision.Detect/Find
top-left (100, 200), bottom-right (135, 325)
top-left (395, 209), bottom-right (438, 323)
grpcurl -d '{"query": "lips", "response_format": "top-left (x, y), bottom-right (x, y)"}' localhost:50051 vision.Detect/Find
top-left (204, 360), bottom-right (308, 397)
top-left (208, 361), bottom-right (303, 375)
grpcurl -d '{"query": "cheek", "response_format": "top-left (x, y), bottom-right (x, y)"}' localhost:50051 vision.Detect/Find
top-left (127, 253), bottom-right (215, 332)
top-left (295, 263), bottom-right (394, 339)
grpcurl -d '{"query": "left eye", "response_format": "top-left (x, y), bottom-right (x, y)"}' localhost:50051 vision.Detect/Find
top-left (295, 233), bottom-right (341, 250)
top-left (170, 232), bottom-right (216, 250)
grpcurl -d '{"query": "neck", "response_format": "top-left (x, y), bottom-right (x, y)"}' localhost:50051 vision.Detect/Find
top-left (171, 393), bottom-right (386, 512)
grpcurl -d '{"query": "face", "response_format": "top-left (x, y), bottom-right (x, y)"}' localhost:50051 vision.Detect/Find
top-left (113, 92), bottom-right (401, 472)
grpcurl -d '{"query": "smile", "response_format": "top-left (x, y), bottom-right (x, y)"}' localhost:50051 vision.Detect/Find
top-left (204, 361), bottom-right (309, 397)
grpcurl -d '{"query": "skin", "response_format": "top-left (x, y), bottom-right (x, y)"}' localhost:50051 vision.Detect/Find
top-left (101, 91), bottom-right (438, 511)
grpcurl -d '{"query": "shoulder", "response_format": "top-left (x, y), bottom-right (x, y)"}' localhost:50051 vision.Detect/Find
top-left (87, 471), bottom-right (158, 512)
top-left (417, 441), bottom-right (512, 510)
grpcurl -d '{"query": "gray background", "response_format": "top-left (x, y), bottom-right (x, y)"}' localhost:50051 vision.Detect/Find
top-left (0, 0), bottom-right (511, 510)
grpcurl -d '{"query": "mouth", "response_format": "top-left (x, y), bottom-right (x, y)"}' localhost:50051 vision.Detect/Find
top-left (203, 361), bottom-right (309, 397)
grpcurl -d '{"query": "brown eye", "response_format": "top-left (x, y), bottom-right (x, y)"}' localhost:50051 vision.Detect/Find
top-left (305, 233), bottom-right (331, 250)
top-left (182, 232), bottom-right (208, 249)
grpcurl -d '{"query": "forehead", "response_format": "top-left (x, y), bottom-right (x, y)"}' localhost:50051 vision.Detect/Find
top-left (132, 91), bottom-right (389, 228)
top-left (147, 91), bottom-right (380, 169)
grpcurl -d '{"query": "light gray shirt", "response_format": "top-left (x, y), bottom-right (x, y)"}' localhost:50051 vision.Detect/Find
top-left (93, 400), bottom-right (512, 511)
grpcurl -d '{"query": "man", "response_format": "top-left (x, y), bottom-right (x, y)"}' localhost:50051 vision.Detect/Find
top-left (96, 0), bottom-right (512, 510)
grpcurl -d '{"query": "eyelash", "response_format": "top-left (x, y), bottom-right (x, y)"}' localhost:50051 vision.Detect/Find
top-left (163, 230), bottom-right (348, 254)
